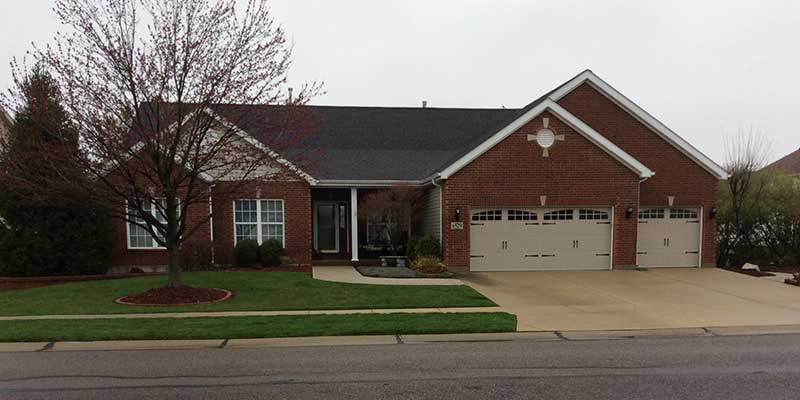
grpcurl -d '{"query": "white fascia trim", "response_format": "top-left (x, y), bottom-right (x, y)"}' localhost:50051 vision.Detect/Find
top-left (548, 70), bottom-right (729, 180)
top-left (437, 99), bottom-right (654, 179)
top-left (314, 179), bottom-right (428, 188)
top-left (200, 108), bottom-right (319, 185)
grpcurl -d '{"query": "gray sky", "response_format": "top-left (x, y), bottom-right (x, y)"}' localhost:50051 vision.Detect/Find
top-left (2, 0), bottom-right (799, 164)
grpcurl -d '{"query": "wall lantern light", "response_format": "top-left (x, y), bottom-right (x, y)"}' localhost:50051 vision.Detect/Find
top-left (625, 206), bottom-right (634, 219)
top-left (709, 207), bottom-right (718, 219)
top-left (454, 208), bottom-right (462, 222)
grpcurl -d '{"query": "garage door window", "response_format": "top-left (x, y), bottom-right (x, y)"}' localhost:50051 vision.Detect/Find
top-left (638, 208), bottom-right (664, 219)
top-left (544, 209), bottom-right (573, 220)
top-left (472, 210), bottom-right (502, 221)
top-left (578, 209), bottom-right (609, 220)
top-left (507, 210), bottom-right (537, 221)
top-left (669, 208), bottom-right (698, 219)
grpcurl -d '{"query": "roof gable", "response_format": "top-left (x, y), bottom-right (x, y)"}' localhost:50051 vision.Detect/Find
top-left (548, 70), bottom-right (728, 180)
top-left (438, 99), bottom-right (654, 180)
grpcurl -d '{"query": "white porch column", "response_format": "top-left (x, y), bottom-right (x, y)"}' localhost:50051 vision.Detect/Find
top-left (350, 188), bottom-right (359, 262)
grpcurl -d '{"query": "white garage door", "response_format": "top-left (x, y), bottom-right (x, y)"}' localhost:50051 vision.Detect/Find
top-left (470, 208), bottom-right (612, 271)
top-left (637, 207), bottom-right (701, 268)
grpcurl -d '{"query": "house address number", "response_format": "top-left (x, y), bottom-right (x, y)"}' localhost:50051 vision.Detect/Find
top-left (450, 222), bottom-right (464, 230)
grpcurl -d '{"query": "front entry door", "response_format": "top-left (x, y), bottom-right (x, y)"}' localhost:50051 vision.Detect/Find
top-left (315, 202), bottom-right (339, 253)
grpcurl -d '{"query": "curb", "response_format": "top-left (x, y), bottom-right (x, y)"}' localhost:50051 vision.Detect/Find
top-left (3, 325), bottom-right (800, 353)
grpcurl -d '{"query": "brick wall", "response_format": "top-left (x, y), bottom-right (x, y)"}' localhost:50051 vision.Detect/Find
top-left (442, 110), bottom-right (641, 268)
top-left (111, 181), bottom-right (312, 269)
top-left (211, 181), bottom-right (312, 266)
top-left (110, 198), bottom-right (212, 269)
top-left (558, 83), bottom-right (719, 266)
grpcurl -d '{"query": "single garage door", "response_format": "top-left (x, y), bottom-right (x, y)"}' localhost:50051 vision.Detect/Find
top-left (637, 207), bottom-right (701, 267)
top-left (470, 207), bottom-right (612, 271)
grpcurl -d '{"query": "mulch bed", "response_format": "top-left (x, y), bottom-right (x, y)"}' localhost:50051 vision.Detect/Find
top-left (722, 268), bottom-right (775, 277)
top-left (115, 286), bottom-right (234, 306)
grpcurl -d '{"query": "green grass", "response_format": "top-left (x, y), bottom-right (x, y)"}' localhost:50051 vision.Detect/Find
top-left (0, 272), bottom-right (495, 316)
top-left (0, 312), bottom-right (517, 342)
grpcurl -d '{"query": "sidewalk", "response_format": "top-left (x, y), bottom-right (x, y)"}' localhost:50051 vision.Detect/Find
top-left (0, 306), bottom-right (505, 321)
top-left (312, 266), bottom-right (462, 286)
top-left (3, 324), bottom-right (800, 353)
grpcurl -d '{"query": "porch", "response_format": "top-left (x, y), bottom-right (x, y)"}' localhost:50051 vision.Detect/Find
top-left (311, 188), bottom-right (401, 265)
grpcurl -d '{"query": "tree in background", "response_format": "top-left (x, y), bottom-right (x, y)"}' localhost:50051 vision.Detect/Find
top-left (0, 67), bottom-right (112, 276)
top-left (717, 131), bottom-right (800, 267)
top-left (3, 0), bottom-right (321, 287)
top-left (359, 186), bottom-right (423, 256)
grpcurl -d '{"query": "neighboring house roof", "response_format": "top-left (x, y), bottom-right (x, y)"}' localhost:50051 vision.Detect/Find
top-left (187, 70), bottom-right (726, 185)
top-left (767, 147), bottom-right (800, 174)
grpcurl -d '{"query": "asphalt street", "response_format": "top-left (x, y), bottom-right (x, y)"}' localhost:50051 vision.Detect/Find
top-left (2, 333), bottom-right (800, 399)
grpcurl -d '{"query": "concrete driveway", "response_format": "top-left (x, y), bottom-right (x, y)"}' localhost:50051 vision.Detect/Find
top-left (460, 268), bottom-right (800, 331)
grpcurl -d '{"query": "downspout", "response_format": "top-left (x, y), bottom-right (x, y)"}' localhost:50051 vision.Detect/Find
top-left (431, 176), bottom-right (443, 243)
top-left (208, 185), bottom-right (216, 266)
top-left (634, 174), bottom-right (652, 269)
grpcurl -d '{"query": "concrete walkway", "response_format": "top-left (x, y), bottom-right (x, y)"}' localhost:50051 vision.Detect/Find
top-left (312, 266), bottom-right (463, 285)
top-left (0, 306), bottom-right (504, 321)
top-left (4, 324), bottom-right (800, 352)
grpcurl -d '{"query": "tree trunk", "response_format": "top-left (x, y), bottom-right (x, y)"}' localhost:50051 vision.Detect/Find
top-left (166, 240), bottom-right (182, 288)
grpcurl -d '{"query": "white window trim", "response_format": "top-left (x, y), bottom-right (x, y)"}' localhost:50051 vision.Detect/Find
top-left (232, 199), bottom-right (286, 248)
top-left (125, 198), bottom-right (177, 250)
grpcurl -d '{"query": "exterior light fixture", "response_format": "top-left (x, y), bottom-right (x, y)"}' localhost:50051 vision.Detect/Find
top-left (625, 206), bottom-right (634, 219)
top-left (454, 208), bottom-right (462, 222)
top-left (709, 207), bottom-right (717, 219)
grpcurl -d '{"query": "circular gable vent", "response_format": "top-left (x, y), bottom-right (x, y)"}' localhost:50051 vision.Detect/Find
top-left (535, 128), bottom-right (556, 148)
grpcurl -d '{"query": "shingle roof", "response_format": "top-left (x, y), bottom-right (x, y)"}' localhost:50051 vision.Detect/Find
top-left (213, 104), bottom-right (522, 181)
top-left (767, 148), bottom-right (800, 174)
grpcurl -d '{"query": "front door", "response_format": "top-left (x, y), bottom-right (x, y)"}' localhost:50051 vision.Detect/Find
top-left (315, 202), bottom-right (339, 253)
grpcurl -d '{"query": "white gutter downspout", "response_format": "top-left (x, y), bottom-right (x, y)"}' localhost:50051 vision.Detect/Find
top-left (431, 176), bottom-right (443, 241)
top-left (208, 185), bottom-right (216, 266)
top-left (634, 174), bottom-right (652, 269)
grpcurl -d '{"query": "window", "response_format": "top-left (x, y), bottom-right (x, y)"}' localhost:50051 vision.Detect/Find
top-left (638, 208), bottom-right (664, 219)
top-left (579, 209), bottom-right (609, 220)
top-left (544, 209), bottom-right (573, 220)
top-left (127, 198), bottom-right (168, 249)
top-left (234, 199), bottom-right (285, 245)
top-left (507, 209), bottom-right (537, 221)
top-left (472, 210), bottom-right (502, 221)
top-left (670, 208), bottom-right (698, 219)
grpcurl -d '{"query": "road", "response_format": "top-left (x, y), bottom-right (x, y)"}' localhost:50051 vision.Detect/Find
top-left (2, 333), bottom-right (800, 399)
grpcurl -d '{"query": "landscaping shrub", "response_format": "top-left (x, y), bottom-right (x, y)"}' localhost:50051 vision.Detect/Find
top-left (234, 240), bottom-right (260, 266)
top-left (0, 196), bottom-right (113, 277)
top-left (259, 239), bottom-right (284, 267)
top-left (179, 242), bottom-right (214, 271)
top-left (407, 234), bottom-right (441, 260)
top-left (412, 256), bottom-right (446, 274)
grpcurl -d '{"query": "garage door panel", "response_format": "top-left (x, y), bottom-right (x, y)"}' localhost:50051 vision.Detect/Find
top-left (637, 207), bottom-right (700, 268)
top-left (470, 207), bottom-right (612, 271)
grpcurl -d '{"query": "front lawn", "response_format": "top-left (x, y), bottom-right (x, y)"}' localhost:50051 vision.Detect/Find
top-left (0, 312), bottom-right (517, 342)
top-left (0, 272), bottom-right (495, 316)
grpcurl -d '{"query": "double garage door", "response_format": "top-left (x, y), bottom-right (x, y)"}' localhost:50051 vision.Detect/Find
top-left (470, 207), bottom-right (613, 271)
top-left (637, 207), bottom-right (701, 267)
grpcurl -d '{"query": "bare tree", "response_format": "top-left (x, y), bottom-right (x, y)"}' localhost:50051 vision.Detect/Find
top-left (717, 129), bottom-right (771, 266)
top-left (358, 186), bottom-right (423, 256)
top-left (2, 0), bottom-right (322, 287)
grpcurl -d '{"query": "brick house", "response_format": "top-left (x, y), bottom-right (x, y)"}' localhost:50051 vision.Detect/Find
top-left (112, 70), bottom-right (728, 271)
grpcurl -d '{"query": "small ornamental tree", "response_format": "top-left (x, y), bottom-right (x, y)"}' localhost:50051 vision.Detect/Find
top-left (2, 0), bottom-right (321, 287)
top-left (358, 186), bottom-right (423, 256)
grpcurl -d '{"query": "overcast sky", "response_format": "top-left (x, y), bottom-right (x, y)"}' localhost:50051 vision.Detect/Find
top-left (2, 0), bottom-right (798, 164)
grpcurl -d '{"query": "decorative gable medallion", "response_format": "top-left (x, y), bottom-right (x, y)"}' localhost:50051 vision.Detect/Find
top-left (526, 117), bottom-right (565, 157)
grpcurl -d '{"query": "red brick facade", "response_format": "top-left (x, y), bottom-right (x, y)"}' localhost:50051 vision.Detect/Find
top-left (111, 180), bottom-right (312, 269)
top-left (441, 111), bottom-right (641, 268)
top-left (557, 83), bottom-right (718, 266)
